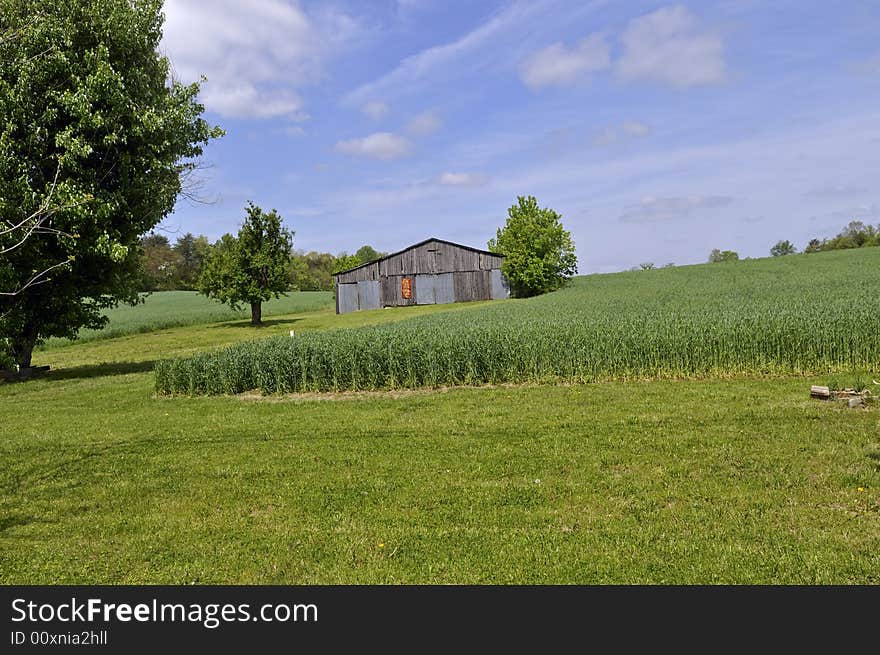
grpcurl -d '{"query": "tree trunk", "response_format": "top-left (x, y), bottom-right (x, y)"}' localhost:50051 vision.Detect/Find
top-left (250, 301), bottom-right (262, 326)
top-left (10, 322), bottom-right (38, 369)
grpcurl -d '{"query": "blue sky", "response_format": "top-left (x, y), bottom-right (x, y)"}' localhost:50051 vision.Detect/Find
top-left (160, 0), bottom-right (880, 273)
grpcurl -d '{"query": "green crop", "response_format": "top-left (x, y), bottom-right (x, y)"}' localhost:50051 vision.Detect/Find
top-left (155, 248), bottom-right (880, 395)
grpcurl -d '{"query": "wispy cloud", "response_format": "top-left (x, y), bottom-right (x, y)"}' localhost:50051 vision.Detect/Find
top-left (406, 110), bottom-right (442, 136)
top-left (616, 5), bottom-right (726, 88)
top-left (161, 0), bottom-right (361, 120)
top-left (343, 0), bottom-right (565, 106)
top-left (438, 172), bottom-right (489, 187)
top-left (362, 100), bottom-right (390, 120)
top-left (335, 132), bottom-right (413, 160)
top-left (520, 34), bottom-right (610, 89)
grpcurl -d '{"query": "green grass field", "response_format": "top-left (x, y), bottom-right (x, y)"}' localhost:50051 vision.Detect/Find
top-left (2, 250), bottom-right (878, 583)
top-left (157, 248), bottom-right (880, 395)
top-left (40, 290), bottom-right (334, 347)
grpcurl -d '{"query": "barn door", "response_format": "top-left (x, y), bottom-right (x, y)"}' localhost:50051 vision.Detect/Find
top-left (358, 280), bottom-right (381, 310)
top-left (490, 269), bottom-right (509, 300)
top-left (337, 283), bottom-right (359, 313)
top-left (434, 273), bottom-right (454, 304)
top-left (414, 274), bottom-right (435, 304)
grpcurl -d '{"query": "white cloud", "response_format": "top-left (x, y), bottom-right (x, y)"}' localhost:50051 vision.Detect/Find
top-left (520, 34), bottom-right (610, 89)
top-left (362, 100), bottom-right (389, 120)
top-left (619, 195), bottom-right (734, 223)
top-left (335, 132), bottom-right (413, 160)
top-left (617, 5), bottom-right (726, 88)
top-left (282, 125), bottom-right (306, 137)
top-left (406, 111), bottom-right (442, 136)
top-left (438, 172), bottom-right (489, 187)
top-left (161, 0), bottom-right (360, 119)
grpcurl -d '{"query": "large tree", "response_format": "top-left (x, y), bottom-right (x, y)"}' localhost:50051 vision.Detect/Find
top-left (198, 202), bottom-right (294, 326)
top-left (488, 195), bottom-right (577, 297)
top-left (0, 0), bottom-right (222, 368)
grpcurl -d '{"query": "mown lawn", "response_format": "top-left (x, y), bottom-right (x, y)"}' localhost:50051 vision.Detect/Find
top-left (2, 267), bottom-right (879, 584)
top-left (1, 357), bottom-right (877, 583)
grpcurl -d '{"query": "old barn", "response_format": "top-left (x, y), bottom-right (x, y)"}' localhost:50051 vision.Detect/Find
top-left (333, 238), bottom-right (508, 314)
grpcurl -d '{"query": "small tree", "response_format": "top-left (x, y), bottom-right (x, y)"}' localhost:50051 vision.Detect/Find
top-left (198, 202), bottom-right (293, 325)
top-left (709, 249), bottom-right (739, 263)
top-left (804, 238), bottom-right (824, 253)
top-left (488, 195), bottom-right (577, 297)
top-left (639, 262), bottom-right (656, 270)
top-left (770, 240), bottom-right (797, 257)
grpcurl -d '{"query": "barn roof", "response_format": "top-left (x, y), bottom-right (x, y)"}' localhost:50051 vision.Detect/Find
top-left (332, 237), bottom-right (503, 278)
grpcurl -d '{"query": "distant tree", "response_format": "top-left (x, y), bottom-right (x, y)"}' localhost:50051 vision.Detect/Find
top-left (198, 202), bottom-right (293, 325)
top-left (840, 220), bottom-right (875, 247)
top-left (332, 253), bottom-right (362, 274)
top-left (289, 250), bottom-right (336, 291)
top-left (174, 233), bottom-right (210, 289)
top-left (803, 220), bottom-right (880, 253)
top-left (663, 262), bottom-right (675, 268)
top-left (488, 196), bottom-right (577, 297)
top-left (709, 249), bottom-right (740, 263)
top-left (0, 0), bottom-right (222, 369)
top-left (355, 245), bottom-right (383, 263)
top-left (639, 262), bottom-right (656, 270)
top-left (804, 238), bottom-right (824, 253)
top-left (139, 234), bottom-right (181, 291)
top-left (770, 240), bottom-right (797, 257)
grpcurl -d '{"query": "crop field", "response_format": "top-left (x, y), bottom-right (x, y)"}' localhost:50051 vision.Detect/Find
top-left (2, 248), bottom-right (878, 584)
top-left (156, 248), bottom-right (880, 395)
top-left (41, 290), bottom-right (334, 347)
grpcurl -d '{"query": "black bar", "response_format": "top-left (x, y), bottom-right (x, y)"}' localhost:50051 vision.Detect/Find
top-left (1, 586), bottom-right (877, 651)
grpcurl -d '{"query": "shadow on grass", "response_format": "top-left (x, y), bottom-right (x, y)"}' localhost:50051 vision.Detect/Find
top-left (44, 360), bottom-right (157, 381)
top-left (0, 514), bottom-right (36, 533)
top-left (209, 317), bottom-right (304, 330)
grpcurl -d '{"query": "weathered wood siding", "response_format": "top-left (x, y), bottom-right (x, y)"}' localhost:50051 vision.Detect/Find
top-left (334, 261), bottom-right (381, 284)
top-left (333, 238), bottom-right (507, 313)
top-left (453, 270), bottom-right (491, 303)
top-left (381, 275), bottom-right (417, 307)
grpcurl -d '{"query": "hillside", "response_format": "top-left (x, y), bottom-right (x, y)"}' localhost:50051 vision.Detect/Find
top-left (39, 290), bottom-right (335, 348)
top-left (156, 248), bottom-right (880, 394)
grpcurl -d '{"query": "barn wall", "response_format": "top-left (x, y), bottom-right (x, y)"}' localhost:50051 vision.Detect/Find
top-left (381, 275), bottom-right (417, 307)
top-left (379, 240), bottom-right (487, 276)
top-left (490, 268), bottom-right (510, 300)
top-left (414, 273), bottom-right (454, 305)
top-left (334, 261), bottom-right (381, 284)
top-left (333, 239), bottom-right (506, 313)
top-left (358, 280), bottom-right (381, 310)
top-left (453, 270), bottom-right (491, 303)
top-left (337, 283), bottom-right (359, 313)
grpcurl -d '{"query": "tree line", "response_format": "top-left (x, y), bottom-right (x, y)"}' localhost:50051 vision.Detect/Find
top-left (138, 228), bottom-right (387, 293)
